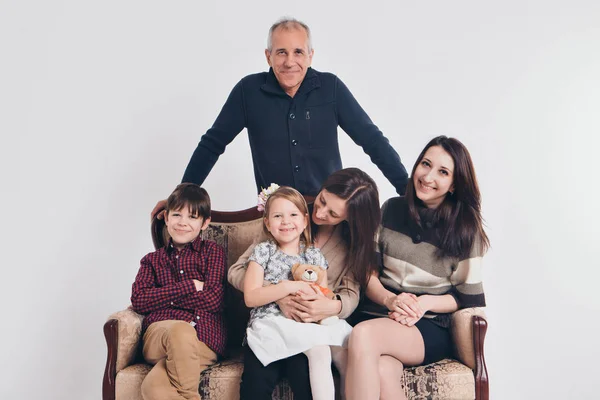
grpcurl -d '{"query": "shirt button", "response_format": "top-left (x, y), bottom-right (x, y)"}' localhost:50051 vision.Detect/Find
top-left (175, 255), bottom-right (179, 259)
top-left (289, 113), bottom-right (295, 119)
top-left (180, 270), bottom-right (184, 274)
top-left (294, 165), bottom-right (300, 172)
top-left (196, 316), bottom-right (200, 320)
top-left (170, 302), bottom-right (174, 305)
top-left (291, 139), bottom-right (298, 146)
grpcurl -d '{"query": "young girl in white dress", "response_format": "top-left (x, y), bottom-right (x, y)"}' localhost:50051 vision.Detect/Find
top-left (243, 185), bottom-right (353, 400)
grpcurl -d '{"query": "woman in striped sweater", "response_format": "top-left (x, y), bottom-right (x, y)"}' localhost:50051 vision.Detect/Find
top-left (345, 136), bottom-right (490, 400)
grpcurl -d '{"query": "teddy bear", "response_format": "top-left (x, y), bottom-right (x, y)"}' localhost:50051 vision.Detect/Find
top-left (291, 263), bottom-right (340, 325)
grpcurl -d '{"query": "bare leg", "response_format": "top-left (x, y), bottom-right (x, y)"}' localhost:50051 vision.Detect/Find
top-left (330, 346), bottom-right (347, 400)
top-left (304, 345), bottom-right (335, 400)
top-left (379, 355), bottom-right (405, 400)
top-left (345, 318), bottom-right (424, 400)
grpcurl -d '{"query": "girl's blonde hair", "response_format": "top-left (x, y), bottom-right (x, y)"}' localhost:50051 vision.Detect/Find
top-left (262, 186), bottom-right (311, 244)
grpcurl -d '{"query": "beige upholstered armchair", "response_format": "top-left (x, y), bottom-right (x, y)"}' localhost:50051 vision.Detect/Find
top-left (103, 204), bottom-right (489, 400)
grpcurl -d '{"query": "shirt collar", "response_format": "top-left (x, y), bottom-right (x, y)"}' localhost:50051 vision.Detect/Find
top-left (261, 67), bottom-right (321, 97)
top-left (167, 234), bottom-right (204, 254)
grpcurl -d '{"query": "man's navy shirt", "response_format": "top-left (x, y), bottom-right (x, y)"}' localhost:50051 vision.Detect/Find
top-left (182, 67), bottom-right (408, 196)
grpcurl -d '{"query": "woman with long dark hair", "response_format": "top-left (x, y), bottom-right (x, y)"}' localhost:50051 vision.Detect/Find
top-left (345, 136), bottom-right (489, 400)
top-left (228, 167), bottom-right (381, 400)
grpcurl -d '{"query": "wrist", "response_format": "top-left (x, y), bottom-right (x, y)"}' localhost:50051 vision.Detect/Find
top-left (330, 298), bottom-right (342, 316)
top-left (383, 293), bottom-right (395, 309)
top-left (335, 299), bottom-right (342, 315)
top-left (418, 294), bottom-right (432, 312)
top-left (320, 298), bottom-right (342, 319)
top-left (284, 280), bottom-right (295, 294)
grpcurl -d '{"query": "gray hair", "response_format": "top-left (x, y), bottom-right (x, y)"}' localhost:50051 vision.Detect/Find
top-left (266, 17), bottom-right (312, 53)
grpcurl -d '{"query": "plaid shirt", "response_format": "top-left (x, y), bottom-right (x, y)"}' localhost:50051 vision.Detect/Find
top-left (131, 236), bottom-right (227, 356)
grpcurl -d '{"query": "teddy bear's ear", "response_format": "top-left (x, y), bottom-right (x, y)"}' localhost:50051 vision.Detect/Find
top-left (318, 264), bottom-right (327, 270)
top-left (292, 263), bottom-right (300, 272)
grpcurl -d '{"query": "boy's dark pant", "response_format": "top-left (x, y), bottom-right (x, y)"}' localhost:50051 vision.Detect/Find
top-left (240, 345), bottom-right (312, 400)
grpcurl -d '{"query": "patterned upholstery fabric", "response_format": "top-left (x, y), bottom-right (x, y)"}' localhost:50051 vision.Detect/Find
top-left (115, 364), bottom-right (150, 400)
top-left (108, 218), bottom-right (481, 400)
top-left (205, 220), bottom-right (263, 354)
top-left (107, 308), bottom-right (144, 373)
top-left (113, 355), bottom-right (475, 400)
top-left (403, 359), bottom-right (475, 400)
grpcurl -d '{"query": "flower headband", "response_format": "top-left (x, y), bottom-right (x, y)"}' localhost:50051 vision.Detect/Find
top-left (257, 183), bottom-right (280, 212)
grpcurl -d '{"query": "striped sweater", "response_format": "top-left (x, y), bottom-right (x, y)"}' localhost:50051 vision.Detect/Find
top-left (359, 196), bottom-right (486, 328)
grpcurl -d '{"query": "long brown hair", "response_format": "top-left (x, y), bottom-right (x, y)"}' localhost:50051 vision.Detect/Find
top-left (262, 186), bottom-right (311, 245)
top-left (315, 168), bottom-right (380, 288)
top-left (406, 136), bottom-right (489, 258)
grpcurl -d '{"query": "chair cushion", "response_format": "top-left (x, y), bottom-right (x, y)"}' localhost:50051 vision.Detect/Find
top-left (115, 364), bottom-right (151, 400)
top-left (403, 359), bottom-right (475, 400)
top-left (116, 357), bottom-right (474, 400)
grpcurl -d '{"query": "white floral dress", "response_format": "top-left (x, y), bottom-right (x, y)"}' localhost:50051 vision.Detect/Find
top-left (245, 240), bottom-right (353, 366)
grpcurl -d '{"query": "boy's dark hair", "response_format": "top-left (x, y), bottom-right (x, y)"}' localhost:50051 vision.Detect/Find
top-left (165, 183), bottom-right (211, 220)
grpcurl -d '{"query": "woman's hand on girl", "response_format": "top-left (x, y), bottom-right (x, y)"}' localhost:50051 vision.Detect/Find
top-left (276, 295), bottom-right (304, 322)
top-left (291, 292), bottom-right (342, 323)
top-left (276, 286), bottom-right (326, 322)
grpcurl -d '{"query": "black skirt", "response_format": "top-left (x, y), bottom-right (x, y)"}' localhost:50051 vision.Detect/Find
top-left (348, 310), bottom-right (453, 365)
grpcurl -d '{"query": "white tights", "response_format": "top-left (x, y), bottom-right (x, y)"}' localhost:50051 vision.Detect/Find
top-left (330, 346), bottom-right (348, 400)
top-left (303, 345), bottom-right (334, 400)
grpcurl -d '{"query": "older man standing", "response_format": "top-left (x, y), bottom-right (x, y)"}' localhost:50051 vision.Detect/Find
top-left (152, 17), bottom-right (407, 217)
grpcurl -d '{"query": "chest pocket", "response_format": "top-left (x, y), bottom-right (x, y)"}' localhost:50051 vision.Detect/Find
top-left (305, 102), bottom-right (338, 149)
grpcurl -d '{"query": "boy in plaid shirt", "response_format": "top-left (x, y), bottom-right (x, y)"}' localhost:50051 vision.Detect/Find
top-left (131, 183), bottom-right (227, 400)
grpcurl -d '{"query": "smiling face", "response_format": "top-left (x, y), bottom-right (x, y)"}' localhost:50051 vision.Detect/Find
top-left (311, 189), bottom-right (348, 226)
top-left (413, 145), bottom-right (455, 209)
top-left (264, 197), bottom-right (309, 248)
top-left (265, 26), bottom-right (314, 97)
top-left (164, 205), bottom-right (210, 249)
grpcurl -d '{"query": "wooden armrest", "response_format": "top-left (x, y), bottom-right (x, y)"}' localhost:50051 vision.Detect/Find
top-left (473, 315), bottom-right (489, 400)
top-left (450, 307), bottom-right (489, 400)
top-left (103, 308), bottom-right (144, 400)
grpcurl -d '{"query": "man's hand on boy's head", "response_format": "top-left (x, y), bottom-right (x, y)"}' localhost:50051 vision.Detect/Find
top-left (151, 199), bottom-right (167, 221)
top-left (193, 280), bottom-right (204, 292)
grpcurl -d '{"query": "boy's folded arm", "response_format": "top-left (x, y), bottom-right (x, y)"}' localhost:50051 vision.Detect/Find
top-left (172, 244), bottom-right (227, 313)
top-left (131, 256), bottom-right (197, 314)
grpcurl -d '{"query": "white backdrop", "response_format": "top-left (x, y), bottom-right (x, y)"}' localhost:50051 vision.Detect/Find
top-left (2, 1), bottom-right (600, 399)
